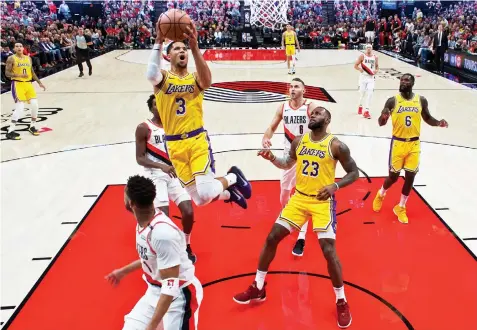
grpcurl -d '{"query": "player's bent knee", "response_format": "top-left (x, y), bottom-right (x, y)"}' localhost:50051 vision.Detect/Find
top-left (178, 200), bottom-right (193, 218)
top-left (319, 239), bottom-right (336, 260)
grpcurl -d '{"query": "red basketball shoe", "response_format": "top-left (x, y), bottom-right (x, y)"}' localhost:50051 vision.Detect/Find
top-left (337, 299), bottom-right (352, 328)
top-left (363, 110), bottom-right (371, 119)
top-left (233, 281), bottom-right (267, 304)
top-left (358, 106), bottom-right (363, 115)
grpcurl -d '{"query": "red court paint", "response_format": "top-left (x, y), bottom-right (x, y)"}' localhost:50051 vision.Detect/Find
top-left (5, 180), bottom-right (477, 330)
top-left (38, 127), bottom-right (52, 133)
top-left (203, 49), bottom-right (285, 61)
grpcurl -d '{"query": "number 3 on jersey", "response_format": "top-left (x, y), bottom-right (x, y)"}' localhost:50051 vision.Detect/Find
top-left (176, 97), bottom-right (186, 116)
top-left (302, 160), bottom-right (319, 177)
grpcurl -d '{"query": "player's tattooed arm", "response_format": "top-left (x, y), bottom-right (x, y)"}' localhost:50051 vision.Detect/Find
top-left (420, 96), bottom-right (448, 127)
top-left (257, 136), bottom-right (299, 169)
top-left (147, 265), bottom-right (180, 330)
top-left (5, 56), bottom-right (14, 78)
top-left (378, 96), bottom-right (395, 126)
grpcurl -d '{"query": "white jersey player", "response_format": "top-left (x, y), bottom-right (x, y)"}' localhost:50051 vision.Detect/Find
top-left (261, 78), bottom-right (319, 257)
top-left (106, 175), bottom-right (202, 330)
top-left (136, 95), bottom-right (196, 263)
top-left (354, 44), bottom-right (379, 119)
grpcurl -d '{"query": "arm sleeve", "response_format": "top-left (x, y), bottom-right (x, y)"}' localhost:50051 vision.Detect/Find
top-left (151, 229), bottom-right (182, 270)
top-left (146, 46), bottom-right (163, 86)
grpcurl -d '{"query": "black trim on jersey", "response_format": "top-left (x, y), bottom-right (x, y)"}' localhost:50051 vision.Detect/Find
top-left (146, 148), bottom-right (172, 166)
top-left (181, 286), bottom-right (192, 329)
top-left (285, 132), bottom-right (294, 144)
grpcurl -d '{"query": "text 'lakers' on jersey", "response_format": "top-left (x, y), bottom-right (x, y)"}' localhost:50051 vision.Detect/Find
top-left (12, 55), bottom-right (32, 82)
top-left (284, 31), bottom-right (295, 45)
top-left (295, 133), bottom-right (337, 198)
top-left (391, 93), bottom-right (422, 139)
top-left (155, 71), bottom-right (204, 136)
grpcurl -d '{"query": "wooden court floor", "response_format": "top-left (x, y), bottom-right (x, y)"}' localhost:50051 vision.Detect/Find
top-left (1, 49), bottom-right (476, 329)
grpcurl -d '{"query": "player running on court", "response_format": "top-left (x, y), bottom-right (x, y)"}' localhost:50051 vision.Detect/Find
top-left (262, 77), bottom-right (320, 257)
top-left (136, 95), bottom-right (196, 263)
top-left (146, 20), bottom-right (251, 209)
top-left (5, 42), bottom-right (46, 140)
top-left (373, 73), bottom-right (448, 223)
top-left (234, 106), bottom-right (359, 329)
top-left (106, 175), bottom-right (202, 330)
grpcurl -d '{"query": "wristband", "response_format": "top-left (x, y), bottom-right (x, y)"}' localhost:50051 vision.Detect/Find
top-left (161, 278), bottom-right (180, 297)
top-left (334, 182), bottom-right (340, 190)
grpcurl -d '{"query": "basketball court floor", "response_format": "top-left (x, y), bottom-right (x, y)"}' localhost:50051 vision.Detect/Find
top-left (1, 48), bottom-right (477, 329)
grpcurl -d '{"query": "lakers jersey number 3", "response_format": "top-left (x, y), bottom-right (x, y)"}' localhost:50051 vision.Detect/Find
top-left (389, 93), bottom-right (423, 173)
top-left (279, 133), bottom-right (338, 232)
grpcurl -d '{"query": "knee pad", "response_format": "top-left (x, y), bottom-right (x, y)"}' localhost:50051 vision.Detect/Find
top-left (12, 102), bottom-right (25, 121)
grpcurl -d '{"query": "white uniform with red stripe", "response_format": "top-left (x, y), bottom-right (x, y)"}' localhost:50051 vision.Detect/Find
top-left (281, 100), bottom-right (310, 191)
top-left (124, 212), bottom-right (203, 330)
top-left (359, 53), bottom-right (377, 92)
top-left (143, 120), bottom-right (190, 208)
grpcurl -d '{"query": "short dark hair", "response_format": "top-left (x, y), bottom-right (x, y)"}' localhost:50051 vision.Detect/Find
top-left (147, 94), bottom-right (155, 110)
top-left (167, 41), bottom-right (184, 54)
top-left (402, 73), bottom-right (415, 84)
top-left (311, 105), bottom-right (331, 120)
top-left (126, 175), bottom-right (156, 208)
top-left (291, 78), bottom-right (305, 86)
top-left (14, 42), bottom-right (24, 47)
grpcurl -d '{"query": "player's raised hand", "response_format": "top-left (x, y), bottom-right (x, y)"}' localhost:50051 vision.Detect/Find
top-left (257, 149), bottom-right (275, 161)
top-left (183, 21), bottom-right (198, 49)
top-left (439, 119), bottom-right (448, 128)
top-left (262, 137), bottom-right (272, 148)
top-left (155, 17), bottom-right (165, 43)
top-left (105, 269), bottom-right (126, 286)
top-left (316, 184), bottom-right (338, 201)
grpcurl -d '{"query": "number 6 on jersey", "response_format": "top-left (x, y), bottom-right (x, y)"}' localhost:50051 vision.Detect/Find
top-left (176, 97), bottom-right (186, 116)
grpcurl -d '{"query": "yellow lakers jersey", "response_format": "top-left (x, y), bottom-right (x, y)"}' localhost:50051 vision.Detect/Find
top-left (295, 133), bottom-right (337, 197)
top-left (284, 31), bottom-right (295, 45)
top-left (391, 93), bottom-right (422, 139)
top-left (11, 55), bottom-right (32, 82)
top-left (155, 71), bottom-right (204, 136)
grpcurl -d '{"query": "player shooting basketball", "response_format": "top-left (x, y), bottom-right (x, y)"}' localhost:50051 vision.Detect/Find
top-left (146, 11), bottom-right (252, 210)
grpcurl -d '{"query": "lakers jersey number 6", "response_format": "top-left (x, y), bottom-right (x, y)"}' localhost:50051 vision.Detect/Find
top-left (155, 71), bottom-right (204, 136)
top-left (295, 133), bottom-right (337, 198)
top-left (391, 93), bottom-right (422, 139)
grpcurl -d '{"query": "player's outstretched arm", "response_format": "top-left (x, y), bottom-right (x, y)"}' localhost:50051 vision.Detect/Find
top-left (184, 22), bottom-right (212, 90)
top-left (105, 259), bottom-right (142, 286)
top-left (262, 104), bottom-right (283, 148)
top-left (146, 20), bottom-right (165, 90)
top-left (258, 136), bottom-right (299, 169)
top-left (420, 96), bottom-right (448, 127)
top-left (378, 96), bottom-right (395, 126)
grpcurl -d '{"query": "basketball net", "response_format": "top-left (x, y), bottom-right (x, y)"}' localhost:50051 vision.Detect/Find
top-left (250, 0), bottom-right (289, 30)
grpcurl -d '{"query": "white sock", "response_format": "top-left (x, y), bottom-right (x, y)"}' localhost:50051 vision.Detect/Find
top-left (9, 102), bottom-right (24, 133)
top-left (333, 286), bottom-right (346, 302)
top-left (218, 190), bottom-right (230, 201)
top-left (379, 186), bottom-right (387, 196)
top-left (399, 194), bottom-right (409, 207)
top-left (8, 123), bottom-right (16, 133)
top-left (298, 221), bottom-right (308, 240)
top-left (184, 233), bottom-right (191, 244)
top-left (224, 173), bottom-right (237, 186)
top-left (255, 270), bottom-right (267, 290)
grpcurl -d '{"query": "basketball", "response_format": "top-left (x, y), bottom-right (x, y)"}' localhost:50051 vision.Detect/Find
top-left (158, 9), bottom-right (191, 41)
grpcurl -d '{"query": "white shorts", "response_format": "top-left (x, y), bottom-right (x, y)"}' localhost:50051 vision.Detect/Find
top-left (280, 163), bottom-right (297, 192)
top-left (276, 218), bottom-right (336, 240)
top-left (359, 75), bottom-right (375, 92)
top-left (145, 169), bottom-right (191, 208)
top-left (365, 31), bottom-right (375, 40)
top-left (123, 277), bottom-right (203, 330)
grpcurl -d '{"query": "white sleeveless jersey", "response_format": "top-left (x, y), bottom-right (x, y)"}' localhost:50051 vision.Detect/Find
top-left (136, 212), bottom-right (195, 287)
top-left (282, 100), bottom-right (310, 152)
top-left (360, 54), bottom-right (377, 77)
top-left (144, 120), bottom-right (171, 169)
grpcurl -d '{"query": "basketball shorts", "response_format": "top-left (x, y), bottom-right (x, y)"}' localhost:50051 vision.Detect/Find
top-left (11, 81), bottom-right (36, 103)
top-left (166, 131), bottom-right (215, 187)
top-left (123, 277), bottom-right (203, 330)
top-left (281, 163), bottom-right (297, 192)
top-left (286, 45), bottom-right (296, 56)
top-left (389, 138), bottom-right (420, 173)
top-left (276, 192), bottom-right (337, 239)
top-left (365, 31), bottom-right (375, 40)
top-left (145, 169), bottom-right (191, 208)
top-left (359, 75), bottom-right (375, 92)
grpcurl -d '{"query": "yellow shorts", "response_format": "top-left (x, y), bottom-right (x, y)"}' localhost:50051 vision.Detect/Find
top-left (279, 193), bottom-right (337, 232)
top-left (11, 81), bottom-right (37, 103)
top-left (389, 138), bottom-right (420, 173)
top-left (166, 131), bottom-right (215, 187)
top-left (285, 45), bottom-right (296, 57)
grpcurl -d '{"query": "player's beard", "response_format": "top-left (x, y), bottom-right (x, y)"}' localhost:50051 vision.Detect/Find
top-left (308, 119), bottom-right (325, 130)
top-left (399, 84), bottom-right (411, 93)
